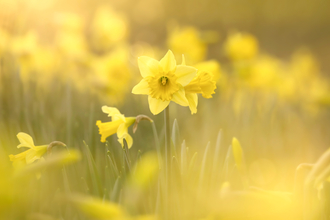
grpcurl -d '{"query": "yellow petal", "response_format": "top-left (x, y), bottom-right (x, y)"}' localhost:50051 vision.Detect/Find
top-left (26, 145), bottom-right (47, 164)
top-left (17, 132), bottom-right (35, 149)
top-left (148, 96), bottom-right (170, 115)
top-left (101, 106), bottom-right (121, 116)
top-left (174, 65), bottom-right (197, 86)
top-left (138, 56), bottom-right (160, 78)
top-left (132, 78), bottom-right (149, 95)
top-left (9, 151), bottom-right (28, 168)
top-left (117, 117), bottom-right (136, 137)
top-left (118, 133), bottom-right (133, 149)
top-left (171, 87), bottom-right (189, 106)
top-left (101, 106), bottom-right (125, 121)
top-left (71, 194), bottom-right (125, 219)
top-left (186, 93), bottom-right (198, 114)
top-left (159, 50), bottom-right (176, 72)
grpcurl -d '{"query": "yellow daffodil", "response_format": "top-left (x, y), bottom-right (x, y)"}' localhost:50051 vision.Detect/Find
top-left (96, 106), bottom-right (136, 148)
top-left (9, 133), bottom-right (48, 168)
top-left (167, 25), bottom-right (207, 63)
top-left (91, 6), bottom-right (128, 51)
top-left (180, 56), bottom-right (217, 114)
top-left (132, 50), bottom-right (197, 115)
top-left (224, 31), bottom-right (258, 61)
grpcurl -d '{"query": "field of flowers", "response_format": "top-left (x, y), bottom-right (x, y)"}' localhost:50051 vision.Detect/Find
top-left (1, 0), bottom-right (330, 219)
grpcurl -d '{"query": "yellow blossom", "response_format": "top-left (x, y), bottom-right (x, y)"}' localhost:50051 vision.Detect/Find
top-left (224, 31), bottom-right (258, 61)
top-left (91, 6), bottom-right (128, 51)
top-left (90, 47), bottom-right (132, 104)
top-left (167, 25), bottom-right (207, 63)
top-left (96, 106), bottom-right (136, 148)
top-left (9, 132), bottom-right (48, 168)
top-left (181, 56), bottom-right (217, 114)
top-left (132, 50), bottom-right (197, 115)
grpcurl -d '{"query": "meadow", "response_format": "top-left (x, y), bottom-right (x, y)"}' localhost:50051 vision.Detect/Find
top-left (1, 0), bottom-right (330, 219)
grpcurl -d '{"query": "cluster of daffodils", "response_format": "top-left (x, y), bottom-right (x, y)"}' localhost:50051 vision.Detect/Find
top-left (0, 6), bottom-right (132, 104)
top-left (132, 50), bottom-right (216, 115)
top-left (223, 31), bottom-right (330, 114)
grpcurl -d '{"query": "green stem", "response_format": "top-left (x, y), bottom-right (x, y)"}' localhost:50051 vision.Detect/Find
top-left (164, 105), bottom-right (170, 219)
top-left (165, 106), bottom-right (170, 182)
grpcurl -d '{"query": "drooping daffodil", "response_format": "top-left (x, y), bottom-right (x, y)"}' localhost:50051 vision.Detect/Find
top-left (96, 106), bottom-right (136, 148)
top-left (132, 50), bottom-right (197, 115)
top-left (9, 132), bottom-right (66, 168)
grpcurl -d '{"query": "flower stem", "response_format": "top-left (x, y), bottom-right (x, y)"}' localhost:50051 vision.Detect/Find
top-left (164, 105), bottom-right (170, 182)
top-left (164, 105), bottom-right (170, 219)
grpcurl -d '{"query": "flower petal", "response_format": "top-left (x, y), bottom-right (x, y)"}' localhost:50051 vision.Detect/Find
top-left (171, 87), bottom-right (189, 106)
top-left (101, 106), bottom-right (125, 121)
top-left (26, 146), bottom-right (47, 164)
top-left (148, 96), bottom-right (170, 115)
top-left (132, 78), bottom-right (149, 95)
top-left (102, 106), bottom-right (121, 116)
top-left (118, 133), bottom-right (133, 149)
top-left (160, 50), bottom-right (176, 72)
top-left (116, 117), bottom-right (136, 138)
top-left (138, 56), bottom-right (160, 78)
top-left (186, 93), bottom-right (198, 114)
top-left (17, 132), bottom-right (35, 149)
top-left (174, 65), bottom-right (197, 86)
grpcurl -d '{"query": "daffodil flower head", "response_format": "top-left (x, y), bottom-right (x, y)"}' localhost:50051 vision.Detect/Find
top-left (181, 56), bottom-right (217, 114)
top-left (9, 133), bottom-right (47, 168)
top-left (132, 50), bottom-right (197, 115)
top-left (224, 31), bottom-right (259, 61)
top-left (96, 106), bottom-right (136, 148)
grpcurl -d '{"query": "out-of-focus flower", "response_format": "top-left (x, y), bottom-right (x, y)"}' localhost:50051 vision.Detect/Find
top-left (132, 50), bottom-right (197, 115)
top-left (290, 49), bottom-right (320, 81)
top-left (194, 60), bottom-right (223, 84)
top-left (55, 13), bottom-right (87, 60)
top-left (224, 31), bottom-right (258, 61)
top-left (8, 133), bottom-right (65, 169)
top-left (247, 55), bottom-right (281, 90)
top-left (129, 152), bottom-right (159, 189)
top-left (167, 25), bottom-right (207, 63)
top-left (0, 28), bottom-right (10, 56)
top-left (91, 6), bottom-right (128, 51)
top-left (10, 31), bottom-right (39, 81)
top-left (96, 106), bottom-right (136, 148)
top-left (90, 47), bottom-right (132, 104)
top-left (70, 194), bottom-right (126, 220)
top-left (181, 56), bottom-right (216, 114)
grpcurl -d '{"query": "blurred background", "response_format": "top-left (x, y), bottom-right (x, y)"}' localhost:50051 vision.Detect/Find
top-left (1, 0), bottom-right (330, 219)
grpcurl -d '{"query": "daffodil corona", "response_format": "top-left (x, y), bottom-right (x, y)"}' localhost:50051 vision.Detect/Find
top-left (96, 106), bottom-right (136, 148)
top-left (132, 50), bottom-right (197, 115)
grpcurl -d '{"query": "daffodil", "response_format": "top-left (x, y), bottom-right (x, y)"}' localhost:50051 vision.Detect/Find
top-left (224, 31), bottom-right (258, 61)
top-left (9, 133), bottom-right (48, 168)
top-left (132, 50), bottom-right (197, 115)
top-left (96, 106), bottom-right (136, 148)
top-left (180, 57), bottom-right (217, 114)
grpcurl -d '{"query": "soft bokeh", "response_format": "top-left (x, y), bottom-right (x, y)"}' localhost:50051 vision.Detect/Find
top-left (1, 0), bottom-right (330, 219)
